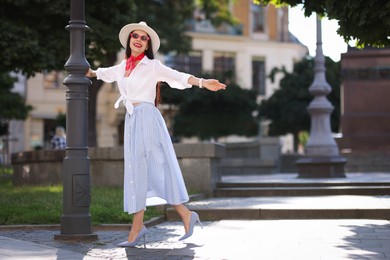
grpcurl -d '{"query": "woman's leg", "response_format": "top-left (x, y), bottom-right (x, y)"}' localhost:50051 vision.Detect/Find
top-left (128, 209), bottom-right (145, 242)
top-left (172, 204), bottom-right (192, 233)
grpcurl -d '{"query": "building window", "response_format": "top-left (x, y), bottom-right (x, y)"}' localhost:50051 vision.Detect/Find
top-left (165, 51), bottom-right (202, 76)
top-left (342, 66), bottom-right (390, 81)
top-left (252, 58), bottom-right (266, 95)
top-left (44, 119), bottom-right (57, 149)
top-left (379, 68), bottom-right (390, 79)
top-left (251, 3), bottom-right (265, 33)
top-left (43, 71), bottom-right (64, 89)
top-left (213, 52), bottom-right (235, 76)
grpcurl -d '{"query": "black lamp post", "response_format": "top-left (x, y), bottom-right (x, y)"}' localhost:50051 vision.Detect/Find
top-left (54, 0), bottom-right (97, 240)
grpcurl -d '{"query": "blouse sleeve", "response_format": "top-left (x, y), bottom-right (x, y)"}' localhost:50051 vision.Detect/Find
top-left (153, 60), bottom-right (193, 89)
top-left (96, 60), bottom-right (126, 83)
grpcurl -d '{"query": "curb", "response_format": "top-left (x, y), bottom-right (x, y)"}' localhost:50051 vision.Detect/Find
top-left (0, 216), bottom-right (166, 232)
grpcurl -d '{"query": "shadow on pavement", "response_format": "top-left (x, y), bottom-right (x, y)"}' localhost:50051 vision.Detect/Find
top-left (340, 222), bottom-right (390, 259)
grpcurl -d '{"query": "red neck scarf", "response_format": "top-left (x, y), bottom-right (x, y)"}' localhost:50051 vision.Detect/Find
top-left (125, 53), bottom-right (145, 73)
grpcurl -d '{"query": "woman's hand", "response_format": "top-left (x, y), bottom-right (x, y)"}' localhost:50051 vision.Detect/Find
top-left (86, 68), bottom-right (96, 78)
top-left (203, 79), bottom-right (226, 92)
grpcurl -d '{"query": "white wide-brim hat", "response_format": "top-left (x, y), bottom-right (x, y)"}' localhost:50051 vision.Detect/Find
top-left (119, 21), bottom-right (160, 53)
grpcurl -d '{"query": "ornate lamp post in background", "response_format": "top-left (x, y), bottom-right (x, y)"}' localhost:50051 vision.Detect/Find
top-left (54, 0), bottom-right (97, 240)
top-left (296, 15), bottom-right (346, 178)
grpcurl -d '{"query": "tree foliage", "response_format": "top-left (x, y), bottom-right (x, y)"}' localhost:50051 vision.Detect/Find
top-left (0, 73), bottom-right (32, 121)
top-left (0, 73), bottom-right (32, 135)
top-left (0, 0), bottom-right (197, 75)
top-left (0, 0), bottom-right (234, 146)
top-left (258, 55), bottom-right (340, 150)
top-left (0, 0), bottom-right (235, 76)
top-left (256, 0), bottom-right (390, 47)
top-left (162, 74), bottom-right (259, 141)
top-left (0, 1), bottom-right (70, 77)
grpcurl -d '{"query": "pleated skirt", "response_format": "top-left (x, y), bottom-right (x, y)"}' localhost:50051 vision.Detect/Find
top-left (123, 102), bottom-right (189, 214)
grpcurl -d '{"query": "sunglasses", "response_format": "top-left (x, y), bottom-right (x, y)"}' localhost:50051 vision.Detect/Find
top-left (130, 33), bottom-right (150, 42)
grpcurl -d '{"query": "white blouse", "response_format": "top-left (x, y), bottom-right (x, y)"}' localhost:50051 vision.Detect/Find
top-left (96, 56), bottom-right (193, 115)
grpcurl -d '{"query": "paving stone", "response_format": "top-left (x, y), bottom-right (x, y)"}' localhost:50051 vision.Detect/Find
top-left (1, 220), bottom-right (390, 259)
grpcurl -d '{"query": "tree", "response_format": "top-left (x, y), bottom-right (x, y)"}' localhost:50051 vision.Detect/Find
top-left (258, 55), bottom-right (340, 151)
top-left (0, 73), bottom-right (32, 135)
top-left (55, 112), bottom-right (67, 131)
top-left (161, 73), bottom-right (259, 141)
top-left (0, 0), bottom-right (234, 147)
top-left (256, 0), bottom-right (390, 47)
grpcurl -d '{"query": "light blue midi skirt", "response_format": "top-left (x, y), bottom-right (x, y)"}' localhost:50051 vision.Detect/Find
top-left (123, 102), bottom-right (189, 214)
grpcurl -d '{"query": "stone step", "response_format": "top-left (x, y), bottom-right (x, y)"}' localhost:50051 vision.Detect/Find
top-left (217, 181), bottom-right (390, 188)
top-left (219, 158), bottom-right (278, 175)
top-left (167, 208), bottom-right (390, 221)
top-left (214, 186), bottom-right (390, 197)
top-left (166, 195), bottom-right (390, 221)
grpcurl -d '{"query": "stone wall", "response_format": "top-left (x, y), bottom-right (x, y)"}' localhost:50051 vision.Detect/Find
top-left (280, 152), bottom-right (390, 173)
top-left (12, 150), bottom-right (65, 186)
top-left (220, 138), bottom-right (281, 175)
top-left (342, 152), bottom-right (390, 172)
top-left (11, 143), bottom-right (225, 197)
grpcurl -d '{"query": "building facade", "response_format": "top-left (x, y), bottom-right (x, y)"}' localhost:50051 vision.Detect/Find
top-left (339, 47), bottom-right (390, 152)
top-left (11, 1), bottom-right (307, 152)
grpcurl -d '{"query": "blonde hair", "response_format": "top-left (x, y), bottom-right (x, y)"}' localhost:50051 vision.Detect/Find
top-left (55, 126), bottom-right (66, 138)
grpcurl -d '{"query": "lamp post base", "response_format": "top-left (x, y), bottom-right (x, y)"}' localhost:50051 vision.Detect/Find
top-left (296, 156), bottom-right (347, 178)
top-left (54, 214), bottom-right (98, 241)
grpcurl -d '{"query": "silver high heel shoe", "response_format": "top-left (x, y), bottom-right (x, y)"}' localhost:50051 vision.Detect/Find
top-left (117, 225), bottom-right (148, 247)
top-left (179, 211), bottom-right (203, 241)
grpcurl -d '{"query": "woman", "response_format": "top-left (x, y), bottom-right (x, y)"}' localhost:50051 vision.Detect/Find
top-left (50, 126), bottom-right (66, 150)
top-left (87, 21), bottom-right (226, 247)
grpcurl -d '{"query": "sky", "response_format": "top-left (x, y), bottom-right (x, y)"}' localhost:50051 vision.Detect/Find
top-left (288, 5), bottom-right (350, 62)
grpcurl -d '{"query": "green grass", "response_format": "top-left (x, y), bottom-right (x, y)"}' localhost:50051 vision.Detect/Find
top-left (0, 177), bottom-right (163, 225)
top-left (0, 166), bottom-right (13, 175)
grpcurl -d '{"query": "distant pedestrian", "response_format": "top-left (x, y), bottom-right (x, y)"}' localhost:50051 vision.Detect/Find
top-left (50, 126), bottom-right (66, 150)
top-left (87, 21), bottom-right (226, 247)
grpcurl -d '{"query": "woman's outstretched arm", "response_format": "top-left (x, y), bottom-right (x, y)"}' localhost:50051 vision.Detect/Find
top-left (188, 76), bottom-right (226, 92)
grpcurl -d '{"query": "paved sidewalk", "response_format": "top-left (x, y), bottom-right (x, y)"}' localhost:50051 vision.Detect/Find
top-left (1, 172), bottom-right (389, 259)
top-left (1, 219), bottom-right (390, 259)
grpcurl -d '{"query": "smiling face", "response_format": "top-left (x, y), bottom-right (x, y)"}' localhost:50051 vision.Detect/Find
top-left (129, 29), bottom-right (150, 57)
